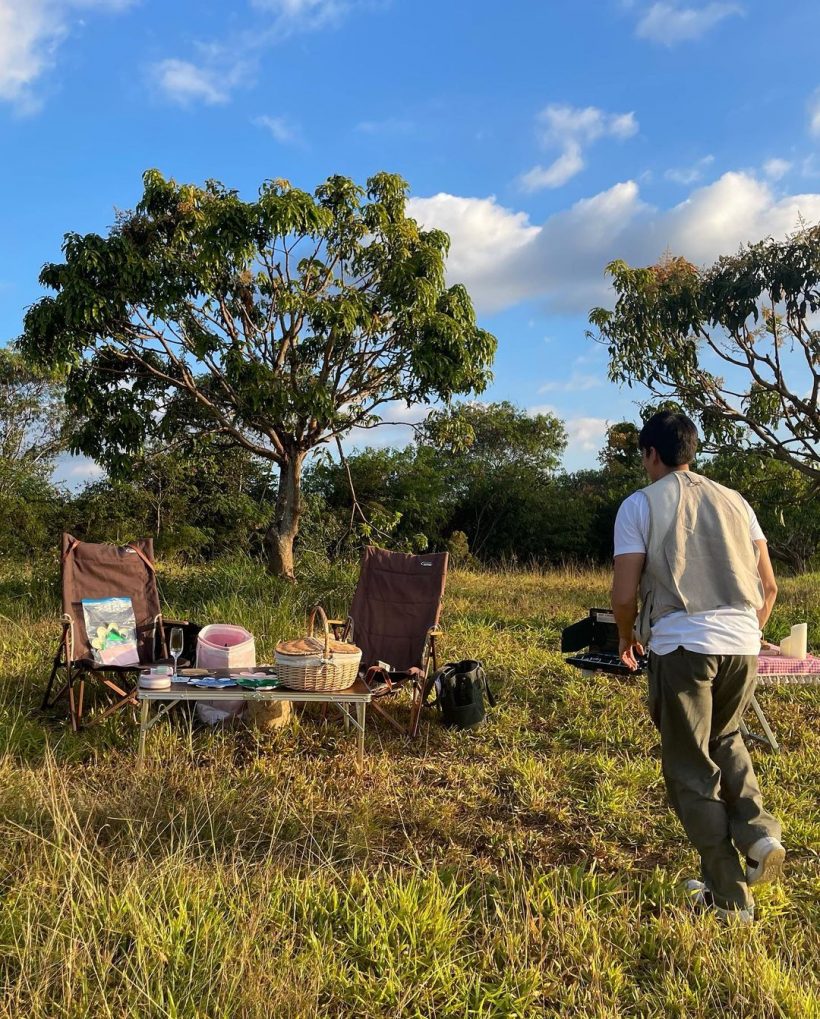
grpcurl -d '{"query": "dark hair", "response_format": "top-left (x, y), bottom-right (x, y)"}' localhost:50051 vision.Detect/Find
top-left (638, 411), bottom-right (698, 467)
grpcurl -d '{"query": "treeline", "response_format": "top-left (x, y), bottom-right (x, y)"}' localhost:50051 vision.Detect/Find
top-left (4, 373), bottom-right (819, 574)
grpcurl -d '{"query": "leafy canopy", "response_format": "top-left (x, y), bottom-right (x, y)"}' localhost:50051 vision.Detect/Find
top-left (590, 228), bottom-right (820, 480)
top-left (20, 170), bottom-right (497, 475)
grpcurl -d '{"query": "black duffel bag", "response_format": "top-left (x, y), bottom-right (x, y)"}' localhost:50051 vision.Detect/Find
top-left (426, 660), bottom-right (495, 729)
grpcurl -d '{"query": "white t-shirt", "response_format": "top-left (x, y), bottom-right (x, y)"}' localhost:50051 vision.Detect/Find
top-left (614, 489), bottom-right (765, 656)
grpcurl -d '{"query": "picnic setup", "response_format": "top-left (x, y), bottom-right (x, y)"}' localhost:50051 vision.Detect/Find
top-left (41, 533), bottom-right (499, 765)
top-left (561, 606), bottom-right (818, 752)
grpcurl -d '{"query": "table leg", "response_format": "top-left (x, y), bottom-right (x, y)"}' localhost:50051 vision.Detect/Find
top-left (356, 702), bottom-right (366, 769)
top-left (138, 698), bottom-right (149, 764)
top-left (749, 694), bottom-right (780, 753)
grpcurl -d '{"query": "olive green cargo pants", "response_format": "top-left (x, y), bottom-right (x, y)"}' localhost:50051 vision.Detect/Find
top-left (648, 647), bottom-right (781, 910)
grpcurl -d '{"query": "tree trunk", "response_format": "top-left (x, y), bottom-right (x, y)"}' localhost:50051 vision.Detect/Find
top-left (265, 452), bottom-right (305, 580)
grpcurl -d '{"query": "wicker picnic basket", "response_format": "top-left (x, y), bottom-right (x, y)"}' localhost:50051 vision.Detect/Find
top-left (274, 605), bottom-right (362, 692)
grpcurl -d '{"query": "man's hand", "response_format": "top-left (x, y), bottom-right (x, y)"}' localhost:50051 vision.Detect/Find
top-left (619, 633), bottom-right (645, 671)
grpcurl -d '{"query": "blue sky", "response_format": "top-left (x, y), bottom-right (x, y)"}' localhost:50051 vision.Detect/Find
top-left (3, 0), bottom-right (820, 485)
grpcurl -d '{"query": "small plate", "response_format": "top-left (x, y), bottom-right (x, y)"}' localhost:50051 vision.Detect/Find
top-left (236, 677), bottom-right (282, 690)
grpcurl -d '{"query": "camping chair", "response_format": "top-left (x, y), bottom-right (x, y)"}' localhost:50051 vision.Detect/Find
top-left (42, 533), bottom-right (188, 730)
top-left (330, 546), bottom-right (448, 738)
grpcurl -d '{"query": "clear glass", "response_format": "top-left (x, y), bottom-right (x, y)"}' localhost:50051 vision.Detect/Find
top-left (170, 627), bottom-right (183, 677)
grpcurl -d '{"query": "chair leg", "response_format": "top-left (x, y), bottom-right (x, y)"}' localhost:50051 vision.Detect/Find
top-left (370, 699), bottom-right (408, 734)
top-left (67, 669), bottom-right (79, 733)
top-left (43, 637), bottom-right (69, 710)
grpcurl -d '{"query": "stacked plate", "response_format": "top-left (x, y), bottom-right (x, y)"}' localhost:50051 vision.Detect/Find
top-left (139, 670), bottom-right (172, 690)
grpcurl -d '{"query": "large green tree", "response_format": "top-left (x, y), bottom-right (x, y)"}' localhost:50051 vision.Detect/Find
top-left (0, 348), bottom-right (66, 555)
top-left (0, 348), bottom-right (64, 498)
top-left (420, 401), bottom-right (567, 557)
top-left (20, 170), bottom-right (496, 578)
top-left (589, 229), bottom-right (820, 480)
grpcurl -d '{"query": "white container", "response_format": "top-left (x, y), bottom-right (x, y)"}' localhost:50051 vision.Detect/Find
top-left (780, 636), bottom-right (793, 658)
top-left (195, 624), bottom-right (256, 723)
top-left (790, 623), bottom-right (808, 660)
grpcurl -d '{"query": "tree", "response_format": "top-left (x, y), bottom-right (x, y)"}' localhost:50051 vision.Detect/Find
top-left (20, 170), bottom-right (496, 578)
top-left (0, 348), bottom-right (64, 498)
top-left (305, 443), bottom-right (458, 553)
top-left (420, 401), bottom-right (567, 557)
top-left (589, 229), bottom-right (820, 481)
top-left (0, 348), bottom-right (66, 556)
top-left (705, 452), bottom-right (820, 574)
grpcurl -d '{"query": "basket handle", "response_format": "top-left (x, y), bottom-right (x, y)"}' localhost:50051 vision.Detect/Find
top-left (308, 604), bottom-right (331, 659)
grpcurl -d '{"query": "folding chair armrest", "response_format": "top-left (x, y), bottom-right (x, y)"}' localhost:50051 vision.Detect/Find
top-left (426, 625), bottom-right (443, 672)
top-left (60, 613), bottom-right (75, 663)
top-left (328, 616), bottom-right (354, 642)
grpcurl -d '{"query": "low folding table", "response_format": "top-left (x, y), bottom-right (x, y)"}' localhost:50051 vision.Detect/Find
top-left (136, 675), bottom-right (372, 766)
top-left (743, 654), bottom-right (820, 752)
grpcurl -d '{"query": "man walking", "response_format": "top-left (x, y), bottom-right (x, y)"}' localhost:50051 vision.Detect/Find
top-left (611, 411), bottom-right (784, 922)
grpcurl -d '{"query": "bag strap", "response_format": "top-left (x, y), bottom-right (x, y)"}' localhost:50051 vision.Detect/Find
top-left (61, 538), bottom-right (81, 564)
top-left (127, 543), bottom-right (156, 573)
top-left (423, 664), bottom-right (456, 708)
top-left (478, 666), bottom-right (496, 707)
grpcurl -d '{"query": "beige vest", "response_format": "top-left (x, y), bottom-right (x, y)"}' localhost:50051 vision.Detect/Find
top-left (637, 471), bottom-right (764, 644)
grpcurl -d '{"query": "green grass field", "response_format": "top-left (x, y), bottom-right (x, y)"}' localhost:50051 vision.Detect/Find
top-left (1, 556), bottom-right (819, 1018)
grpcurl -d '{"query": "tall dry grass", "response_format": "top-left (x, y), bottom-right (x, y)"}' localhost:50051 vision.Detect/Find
top-left (0, 556), bottom-right (818, 1017)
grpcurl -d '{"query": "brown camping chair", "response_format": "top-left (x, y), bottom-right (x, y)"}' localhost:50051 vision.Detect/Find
top-left (42, 533), bottom-right (185, 730)
top-left (330, 546), bottom-right (448, 738)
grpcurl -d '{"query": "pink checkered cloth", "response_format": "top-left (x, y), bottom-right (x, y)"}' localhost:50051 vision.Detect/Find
top-left (756, 653), bottom-right (820, 685)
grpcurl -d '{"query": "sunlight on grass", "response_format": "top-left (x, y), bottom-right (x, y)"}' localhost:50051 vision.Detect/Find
top-left (0, 557), bottom-right (819, 1017)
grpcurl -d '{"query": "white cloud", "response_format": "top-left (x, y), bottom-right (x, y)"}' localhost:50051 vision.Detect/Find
top-left (409, 172), bottom-right (820, 315)
top-left (762, 158), bottom-right (792, 181)
top-left (520, 144), bottom-right (585, 191)
top-left (250, 0), bottom-right (347, 28)
top-left (636, 2), bottom-right (743, 46)
top-left (0, 0), bottom-right (136, 111)
top-left (408, 193), bottom-right (540, 312)
top-left (808, 90), bottom-right (820, 138)
top-left (356, 117), bottom-right (415, 135)
top-left (527, 407), bottom-right (609, 453)
top-left (664, 154), bottom-right (714, 185)
top-left (154, 0), bottom-right (363, 107)
top-left (519, 104), bottom-right (638, 191)
top-left (538, 374), bottom-right (603, 394)
top-left (344, 401), bottom-right (434, 451)
top-left (51, 453), bottom-right (105, 490)
top-left (254, 114), bottom-right (302, 143)
top-left (566, 416), bottom-right (609, 452)
top-left (537, 105), bottom-right (638, 147)
top-left (153, 58), bottom-right (232, 106)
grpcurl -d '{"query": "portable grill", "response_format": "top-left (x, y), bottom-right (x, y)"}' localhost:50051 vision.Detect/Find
top-left (561, 607), bottom-right (647, 675)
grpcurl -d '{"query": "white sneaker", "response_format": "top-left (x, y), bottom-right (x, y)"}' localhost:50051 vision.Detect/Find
top-left (683, 879), bottom-right (755, 924)
top-left (746, 837), bottom-right (786, 886)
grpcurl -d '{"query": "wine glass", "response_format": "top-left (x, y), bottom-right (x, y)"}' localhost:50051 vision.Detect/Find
top-left (170, 627), bottom-right (183, 678)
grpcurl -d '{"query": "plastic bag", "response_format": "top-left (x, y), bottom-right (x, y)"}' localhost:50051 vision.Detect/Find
top-left (81, 597), bottom-right (140, 666)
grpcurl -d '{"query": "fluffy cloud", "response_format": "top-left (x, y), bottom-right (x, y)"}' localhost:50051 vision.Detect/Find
top-left (635, 2), bottom-right (743, 46)
top-left (0, 0), bottom-right (136, 111)
top-left (253, 113), bottom-right (302, 143)
top-left (520, 104), bottom-right (638, 192)
top-left (250, 0), bottom-right (347, 26)
top-left (155, 0), bottom-right (360, 107)
top-left (409, 172), bottom-right (820, 315)
top-left (664, 154), bottom-right (714, 185)
top-left (527, 407), bottom-right (609, 453)
top-left (808, 90), bottom-right (820, 138)
top-left (538, 374), bottom-right (603, 394)
top-left (154, 59), bottom-right (231, 106)
top-left (762, 158), bottom-right (792, 181)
